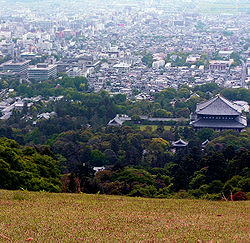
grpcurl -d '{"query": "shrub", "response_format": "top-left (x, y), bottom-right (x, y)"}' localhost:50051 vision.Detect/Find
top-left (102, 181), bottom-right (129, 195)
top-left (189, 189), bottom-right (202, 198)
top-left (189, 174), bottom-right (206, 190)
top-left (200, 193), bottom-right (221, 201)
top-left (128, 185), bottom-right (157, 198)
top-left (232, 191), bottom-right (248, 201)
top-left (61, 173), bottom-right (80, 193)
top-left (207, 180), bottom-right (223, 194)
top-left (238, 177), bottom-right (250, 192)
top-left (223, 175), bottom-right (243, 196)
top-left (173, 190), bottom-right (194, 199)
top-left (28, 177), bottom-right (61, 192)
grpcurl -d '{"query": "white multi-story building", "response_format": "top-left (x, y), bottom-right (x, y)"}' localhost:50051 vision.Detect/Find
top-left (28, 63), bottom-right (57, 81)
top-left (152, 60), bottom-right (165, 69)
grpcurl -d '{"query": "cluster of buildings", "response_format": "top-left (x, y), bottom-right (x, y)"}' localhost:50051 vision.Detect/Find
top-left (0, 0), bottom-right (249, 104)
top-left (109, 94), bottom-right (248, 132)
top-left (0, 88), bottom-right (62, 121)
top-left (0, 58), bottom-right (57, 81)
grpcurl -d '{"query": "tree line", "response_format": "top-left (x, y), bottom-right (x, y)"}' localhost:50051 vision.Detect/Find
top-left (0, 75), bottom-right (249, 199)
top-left (1, 123), bottom-right (249, 200)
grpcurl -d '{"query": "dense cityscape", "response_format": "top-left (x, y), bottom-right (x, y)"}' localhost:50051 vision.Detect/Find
top-left (1, 1), bottom-right (249, 96)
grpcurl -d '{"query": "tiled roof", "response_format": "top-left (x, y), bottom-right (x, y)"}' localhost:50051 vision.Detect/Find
top-left (191, 118), bottom-right (246, 128)
top-left (202, 139), bottom-right (210, 146)
top-left (108, 117), bottom-right (123, 126)
top-left (172, 139), bottom-right (188, 147)
top-left (196, 95), bottom-right (242, 116)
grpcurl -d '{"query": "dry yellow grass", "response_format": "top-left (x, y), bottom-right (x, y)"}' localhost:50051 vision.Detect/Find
top-left (0, 190), bottom-right (249, 242)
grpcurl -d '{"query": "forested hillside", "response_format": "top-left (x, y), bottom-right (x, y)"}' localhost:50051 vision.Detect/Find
top-left (0, 138), bottom-right (61, 192)
top-left (0, 76), bottom-right (249, 199)
top-left (0, 126), bottom-right (249, 199)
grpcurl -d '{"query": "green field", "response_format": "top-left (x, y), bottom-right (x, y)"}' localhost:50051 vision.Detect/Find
top-left (0, 190), bottom-right (249, 241)
top-left (138, 125), bottom-right (174, 131)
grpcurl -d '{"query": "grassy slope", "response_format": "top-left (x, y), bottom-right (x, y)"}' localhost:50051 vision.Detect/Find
top-left (0, 190), bottom-right (249, 242)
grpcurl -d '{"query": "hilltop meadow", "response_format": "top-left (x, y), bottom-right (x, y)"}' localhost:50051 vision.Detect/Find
top-left (0, 190), bottom-right (249, 242)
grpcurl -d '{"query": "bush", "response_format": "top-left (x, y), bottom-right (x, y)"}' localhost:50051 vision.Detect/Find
top-left (62, 173), bottom-right (80, 193)
top-left (207, 180), bottom-right (223, 194)
top-left (129, 185), bottom-right (157, 198)
top-left (102, 181), bottom-right (129, 195)
top-left (223, 176), bottom-right (243, 196)
top-left (189, 174), bottom-right (206, 190)
top-left (189, 185), bottom-right (209, 198)
top-left (200, 193), bottom-right (221, 201)
top-left (189, 189), bottom-right (203, 198)
top-left (173, 190), bottom-right (194, 199)
top-left (232, 191), bottom-right (248, 201)
top-left (28, 177), bottom-right (61, 192)
top-left (238, 177), bottom-right (250, 192)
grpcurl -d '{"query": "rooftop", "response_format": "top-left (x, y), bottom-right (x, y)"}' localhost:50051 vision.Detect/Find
top-left (196, 95), bottom-right (243, 116)
top-left (0, 60), bottom-right (30, 66)
top-left (28, 64), bottom-right (57, 71)
top-left (191, 118), bottom-right (246, 129)
top-left (172, 139), bottom-right (188, 147)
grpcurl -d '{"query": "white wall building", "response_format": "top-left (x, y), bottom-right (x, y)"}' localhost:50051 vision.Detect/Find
top-left (28, 63), bottom-right (57, 81)
top-left (152, 60), bottom-right (165, 69)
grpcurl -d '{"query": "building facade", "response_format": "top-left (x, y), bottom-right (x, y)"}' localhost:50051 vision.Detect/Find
top-left (28, 63), bottom-right (57, 81)
top-left (209, 59), bottom-right (234, 71)
top-left (0, 60), bottom-right (30, 78)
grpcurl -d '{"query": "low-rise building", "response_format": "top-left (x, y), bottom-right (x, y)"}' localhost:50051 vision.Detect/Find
top-left (186, 54), bottom-right (201, 64)
top-left (209, 59), bottom-right (234, 71)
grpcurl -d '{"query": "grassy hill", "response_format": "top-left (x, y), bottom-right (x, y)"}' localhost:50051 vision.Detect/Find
top-left (0, 190), bottom-right (249, 241)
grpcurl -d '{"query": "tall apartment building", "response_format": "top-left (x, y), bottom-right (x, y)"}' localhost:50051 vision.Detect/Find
top-left (28, 63), bottom-right (57, 81)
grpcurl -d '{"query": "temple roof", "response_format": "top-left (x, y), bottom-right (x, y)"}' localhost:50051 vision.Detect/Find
top-left (107, 117), bottom-right (123, 126)
top-left (202, 139), bottom-right (210, 146)
top-left (172, 139), bottom-right (188, 147)
top-left (196, 95), bottom-right (242, 116)
top-left (191, 118), bottom-right (246, 128)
